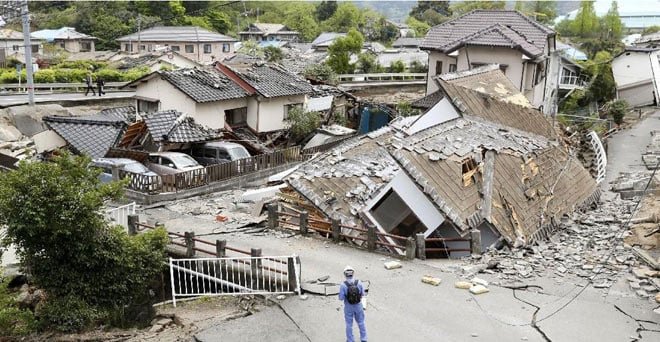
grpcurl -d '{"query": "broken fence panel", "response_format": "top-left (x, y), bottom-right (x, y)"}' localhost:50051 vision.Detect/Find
top-left (105, 202), bottom-right (136, 230)
top-left (169, 255), bottom-right (301, 307)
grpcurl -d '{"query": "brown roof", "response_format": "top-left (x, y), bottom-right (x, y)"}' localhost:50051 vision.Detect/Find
top-left (438, 64), bottom-right (531, 107)
top-left (420, 10), bottom-right (554, 58)
top-left (439, 81), bottom-right (555, 139)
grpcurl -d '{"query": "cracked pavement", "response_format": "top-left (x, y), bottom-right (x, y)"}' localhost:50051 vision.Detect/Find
top-left (144, 111), bottom-right (660, 341)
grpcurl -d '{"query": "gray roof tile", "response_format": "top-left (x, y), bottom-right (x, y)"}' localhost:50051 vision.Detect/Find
top-left (143, 110), bottom-right (221, 143)
top-left (117, 26), bottom-right (236, 42)
top-left (228, 63), bottom-right (313, 98)
top-left (43, 116), bottom-right (126, 158)
top-left (159, 68), bottom-right (250, 103)
top-left (420, 10), bottom-right (553, 57)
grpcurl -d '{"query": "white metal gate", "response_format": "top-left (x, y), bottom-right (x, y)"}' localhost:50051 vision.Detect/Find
top-left (105, 202), bottom-right (136, 229)
top-left (169, 255), bottom-right (301, 307)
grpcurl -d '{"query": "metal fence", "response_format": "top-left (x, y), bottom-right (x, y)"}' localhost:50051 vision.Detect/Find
top-left (0, 81), bottom-right (129, 93)
top-left (105, 202), bottom-right (136, 229)
top-left (169, 255), bottom-right (301, 307)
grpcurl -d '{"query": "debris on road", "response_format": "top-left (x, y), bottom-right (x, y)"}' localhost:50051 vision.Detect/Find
top-left (469, 284), bottom-right (490, 295)
top-left (421, 275), bottom-right (442, 286)
top-left (455, 281), bottom-right (472, 289)
top-left (384, 261), bottom-right (402, 270)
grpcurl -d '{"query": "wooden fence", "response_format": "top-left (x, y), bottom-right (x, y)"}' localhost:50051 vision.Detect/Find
top-left (266, 203), bottom-right (478, 259)
top-left (118, 146), bottom-right (304, 194)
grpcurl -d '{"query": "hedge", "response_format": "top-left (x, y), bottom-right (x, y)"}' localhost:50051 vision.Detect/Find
top-left (0, 67), bottom-right (150, 84)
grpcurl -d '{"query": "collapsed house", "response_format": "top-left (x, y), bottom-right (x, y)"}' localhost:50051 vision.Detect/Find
top-left (283, 67), bottom-right (600, 257)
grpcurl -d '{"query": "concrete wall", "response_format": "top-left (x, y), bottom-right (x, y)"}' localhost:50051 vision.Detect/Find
top-left (60, 39), bottom-right (94, 53)
top-left (136, 77), bottom-right (197, 115)
top-left (613, 51), bottom-right (654, 87)
top-left (121, 40), bottom-right (234, 64)
top-left (195, 97), bottom-right (247, 129)
top-left (426, 51), bottom-right (457, 94)
top-left (0, 39), bottom-right (42, 57)
top-left (247, 94), bottom-right (306, 133)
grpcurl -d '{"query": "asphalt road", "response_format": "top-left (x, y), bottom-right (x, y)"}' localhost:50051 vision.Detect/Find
top-left (0, 91), bottom-right (135, 107)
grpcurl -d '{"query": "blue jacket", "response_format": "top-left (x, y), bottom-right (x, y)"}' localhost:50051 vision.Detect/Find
top-left (338, 277), bottom-right (365, 305)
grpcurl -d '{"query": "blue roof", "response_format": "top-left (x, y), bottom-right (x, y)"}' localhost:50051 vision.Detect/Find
top-left (31, 27), bottom-right (95, 42)
top-left (557, 41), bottom-right (588, 61)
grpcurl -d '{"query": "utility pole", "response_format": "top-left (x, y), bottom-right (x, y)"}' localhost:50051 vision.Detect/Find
top-left (20, 0), bottom-right (33, 105)
top-left (136, 14), bottom-right (141, 55)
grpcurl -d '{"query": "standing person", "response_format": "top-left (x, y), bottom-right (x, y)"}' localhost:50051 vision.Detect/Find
top-left (84, 72), bottom-right (95, 96)
top-left (96, 75), bottom-right (105, 96)
top-left (338, 265), bottom-right (367, 342)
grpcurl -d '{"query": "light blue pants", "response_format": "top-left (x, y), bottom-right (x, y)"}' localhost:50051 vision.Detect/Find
top-left (344, 303), bottom-right (367, 342)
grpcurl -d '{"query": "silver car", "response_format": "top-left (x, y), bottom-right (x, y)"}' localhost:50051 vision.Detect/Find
top-left (91, 158), bottom-right (160, 192)
top-left (146, 152), bottom-right (207, 188)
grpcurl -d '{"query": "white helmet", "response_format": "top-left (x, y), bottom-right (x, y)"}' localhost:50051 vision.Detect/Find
top-left (343, 265), bottom-right (354, 277)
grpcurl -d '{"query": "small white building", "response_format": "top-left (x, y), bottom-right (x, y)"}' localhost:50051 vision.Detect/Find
top-left (31, 27), bottom-right (96, 53)
top-left (612, 47), bottom-right (660, 107)
top-left (239, 23), bottom-right (300, 42)
top-left (0, 29), bottom-right (42, 63)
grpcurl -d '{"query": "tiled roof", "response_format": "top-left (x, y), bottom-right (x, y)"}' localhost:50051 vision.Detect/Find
top-left (227, 63), bottom-right (313, 98)
top-left (437, 64), bottom-right (531, 107)
top-left (411, 91), bottom-right (444, 109)
top-left (43, 116), bottom-right (126, 158)
top-left (420, 10), bottom-right (553, 57)
top-left (88, 106), bottom-right (136, 123)
top-left (32, 27), bottom-right (96, 41)
top-left (240, 23), bottom-right (299, 36)
top-left (155, 68), bottom-right (250, 103)
top-left (312, 32), bottom-right (346, 47)
top-left (439, 81), bottom-right (555, 139)
top-left (117, 26), bottom-right (236, 42)
top-left (143, 110), bottom-right (221, 143)
top-left (392, 37), bottom-right (423, 48)
top-left (0, 29), bottom-right (24, 40)
top-left (0, 152), bottom-right (18, 171)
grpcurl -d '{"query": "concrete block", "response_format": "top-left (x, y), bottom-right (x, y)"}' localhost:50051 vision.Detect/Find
top-left (384, 261), bottom-right (402, 270)
top-left (632, 267), bottom-right (650, 279)
top-left (0, 125), bottom-right (22, 142)
top-left (455, 281), bottom-right (472, 289)
top-left (469, 284), bottom-right (489, 295)
top-left (421, 275), bottom-right (441, 286)
top-left (655, 293), bottom-right (660, 303)
top-left (470, 277), bottom-right (489, 287)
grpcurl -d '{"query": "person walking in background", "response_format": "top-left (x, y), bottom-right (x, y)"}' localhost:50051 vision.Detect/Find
top-left (338, 265), bottom-right (367, 342)
top-left (96, 75), bottom-right (105, 96)
top-left (84, 72), bottom-right (95, 96)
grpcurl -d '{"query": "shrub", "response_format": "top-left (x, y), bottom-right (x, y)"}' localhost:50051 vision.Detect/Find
top-left (121, 67), bottom-right (150, 82)
top-left (409, 60), bottom-right (428, 73)
top-left (34, 69), bottom-right (56, 83)
top-left (53, 68), bottom-right (87, 83)
top-left (54, 60), bottom-right (107, 70)
top-left (606, 99), bottom-right (628, 125)
top-left (94, 68), bottom-right (123, 82)
top-left (389, 60), bottom-right (406, 73)
top-left (37, 295), bottom-right (100, 333)
top-left (303, 63), bottom-right (338, 85)
top-left (287, 107), bottom-right (321, 140)
top-left (0, 274), bottom-right (36, 337)
top-left (396, 101), bottom-right (420, 117)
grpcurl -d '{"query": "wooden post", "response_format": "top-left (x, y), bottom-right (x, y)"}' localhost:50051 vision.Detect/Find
top-left (470, 229), bottom-right (482, 255)
top-left (127, 214), bottom-right (139, 236)
top-left (405, 236), bottom-right (416, 260)
top-left (216, 240), bottom-right (227, 258)
top-left (251, 248), bottom-right (262, 290)
top-left (416, 233), bottom-right (426, 260)
top-left (184, 232), bottom-right (195, 257)
top-left (267, 203), bottom-right (279, 229)
top-left (299, 211), bottom-right (308, 235)
top-left (367, 224), bottom-right (376, 251)
top-left (331, 218), bottom-right (341, 242)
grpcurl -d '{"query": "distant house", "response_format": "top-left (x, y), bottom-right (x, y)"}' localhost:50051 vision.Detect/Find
top-left (31, 27), bottom-right (96, 53)
top-left (215, 62), bottom-right (314, 133)
top-left (239, 23), bottom-right (300, 42)
top-left (612, 47), bottom-right (660, 107)
top-left (311, 32), bottom-right (346, 51)
top-left (635, 32), bottom-right (660, 48)
top-left (420, 10), bottom-right (557, 114)
top-left (0, 29), bottom-right (42, 63)
top-left (112, 50), bottom-right (201, 73)
top-left (392, 37), bottom-right (423, 49)
top-left (116, 26), bottom-right (237, 64)
top-left (124, 68), bottom-right (250, 130)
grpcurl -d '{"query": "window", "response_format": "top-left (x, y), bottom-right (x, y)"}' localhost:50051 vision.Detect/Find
top-left (204, 148), bottom-right (218, 159)
top-left (80, 41), bottom-right (91, 52)
top-left (203, 44), bottom-right (212, 54)
top-left (160, 157), bottom-right (175, 168)
top-left (12, 45), bottom-right (19, 51)
top-left (31, 44), bottom-right (39, 53)
top-left (124, 44), bottom-right (132, 52)
top-left (170, 45), bottom-right (180, 52)
top-left (222, 43), bottom-right (230, 52)
top-left (140, 45), bottom-right (146, 51)
top-left (284, 103), bottom-right (303, 120)
top-left (137, 99), bottom-right (159, 114)
top-left (449, 64), bottom-right (457, 72)
top-left (59, 42), bottom-right (65, 49)
top-left (185, 45), bottom-right (194, 53)
top-left (435, 61), bottom-right (443, 75)
top-left (148, 156), bottom-right (160, 164)
top-left (226, 107), bottom-right (247, 125)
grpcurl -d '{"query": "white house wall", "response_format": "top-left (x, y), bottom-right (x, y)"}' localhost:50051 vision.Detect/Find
top-left (457, 46), bottom-right (525, 91)
top-left (406, 97), bottom-right (460, 135)
top-left (613, 52), bottom-right (654, 87)
top-left (195, 97), bottom-right (247, 129)
top-left (246, 97), bottom-right (260, 131)
top-left (650, 50), bottom-right (660, 104)
top-left (426, 51), bottom-right (457, 94)
top-left (250, 94), bottom-right (306, 133)
top-left (135, 77), bottom-right (197, 118)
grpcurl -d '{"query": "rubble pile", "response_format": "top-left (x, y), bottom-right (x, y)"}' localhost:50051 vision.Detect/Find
top-left (642, 130), bottom-right (660, 169)
top-left (458, 196), bottom-right (659, 301)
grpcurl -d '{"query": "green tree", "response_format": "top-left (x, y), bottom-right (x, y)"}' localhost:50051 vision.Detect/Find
top-left (389, 60), bottom-right (406, 73)
top-left (357, 53), bottom-right (384, 73)
top-left (264, 46), bottom-right (283, 62)
top-left (282, 2), bottom-right (321, 42)
top-left (516, 1), bottom-right (557, 25)
top-left (323, 2), bottom-right (364, 33)
top-left (406, 16), bottom-right (431, 37)
top-left (602, 1), bottom-right (623, 42)
top-left (316, 0), bottom-right (338, 21)
top-left (327, 29), bottom-right (364, 74)
top-left (642, 25), bottom-right (660, 35)
top-left (239, 40), bottom-right (265, 58)
top-left (303, 63), bottom-right (338, 84)
top-left (206, 10), bottom-right (233, 33)
top-left (0, 153), bottom-right (168, 331)
top-left (451, 1), bottom-right (505, 16)
top-left (570, 1), bottom-right (599, 38)
top-left (606, 99), bottom-right (628, 125)
top-left (585, 51), bottom-right (616, 104)
top-left (409, 1), bottom-right (451, 25)
top-left (287, 107), bottom-right (322, 140)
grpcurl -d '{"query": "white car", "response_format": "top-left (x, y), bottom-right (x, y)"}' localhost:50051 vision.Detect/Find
top-left (146, 152), bottom-right (207, 188)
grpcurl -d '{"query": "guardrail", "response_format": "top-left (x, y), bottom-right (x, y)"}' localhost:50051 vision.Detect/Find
top-left (337, 73), bottom-right (427, 83)
top-left (0, 81), bottom-right (131, 93)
